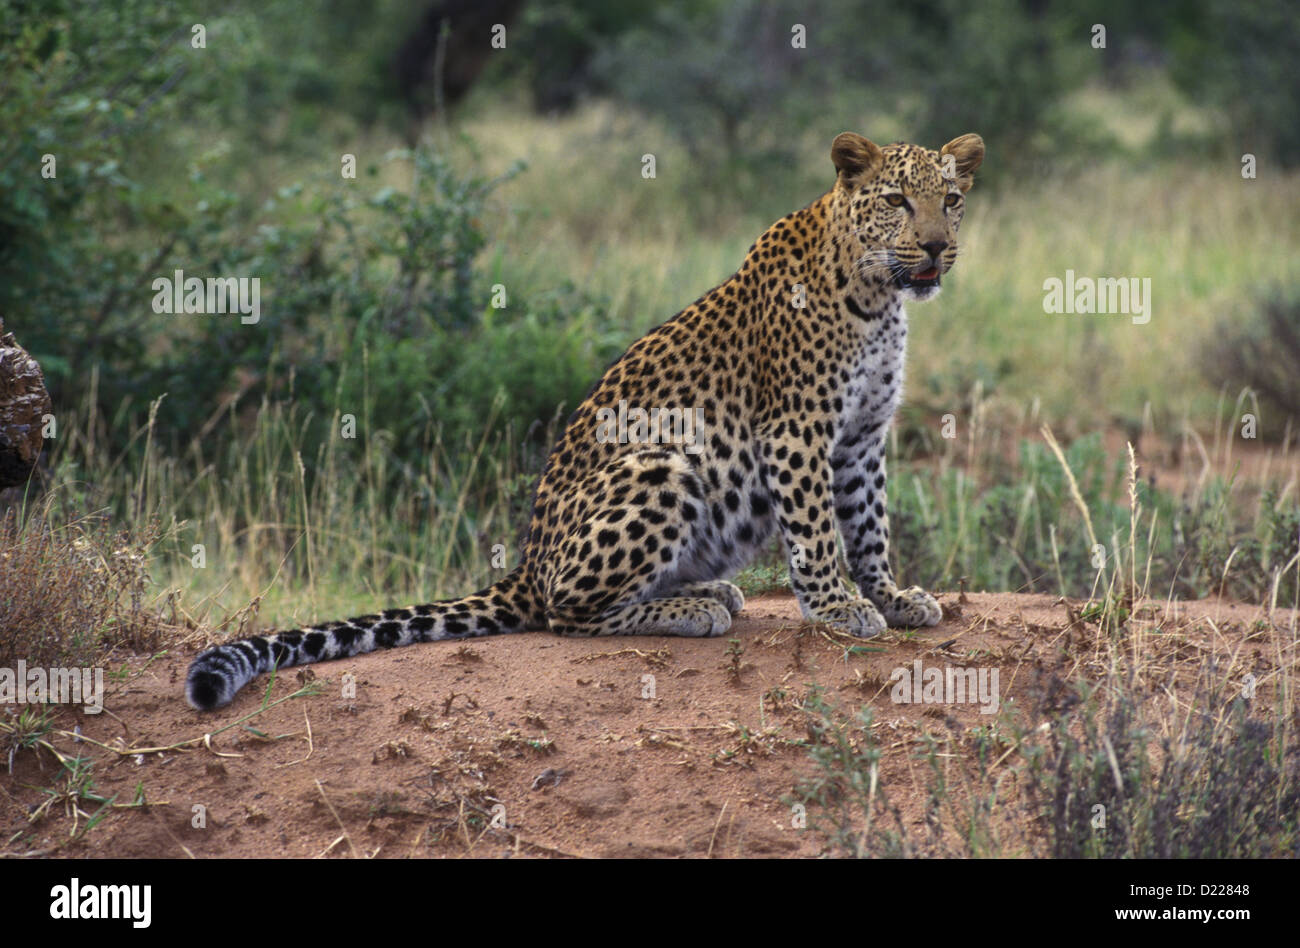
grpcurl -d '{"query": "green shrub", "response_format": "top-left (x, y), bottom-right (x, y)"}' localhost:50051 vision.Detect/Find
top-left (795, 659), bottom-right (1300, 858)
top-left (1168, 0), bottom-right (1300, 166)
top-left (1199, 289), bottom-right (1300, 435)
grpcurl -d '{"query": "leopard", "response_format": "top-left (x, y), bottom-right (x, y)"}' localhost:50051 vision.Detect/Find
top-left (186, 130), bottom-right (985, 711)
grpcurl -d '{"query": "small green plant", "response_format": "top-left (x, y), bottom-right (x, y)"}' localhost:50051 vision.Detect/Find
top-left (733, 560), bottom-right (789, 597)
top-left (723, 638), bottom-right (745, 681)
top-left (1078, 592), bottom-right (1131, 629)
top-left (790, 687), bottom-right (911, 858)
top-left (29, 755), bottom-right (116, 839)
top-left (527, 734), bottom-right (556, 755)
top-left (3, 706), bottom-right (55, 772)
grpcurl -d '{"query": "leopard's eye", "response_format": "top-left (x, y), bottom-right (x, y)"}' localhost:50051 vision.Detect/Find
top-left (944, 193), bottom-right (961, 208)
top-left (884, 194), bottom-right (906, 208)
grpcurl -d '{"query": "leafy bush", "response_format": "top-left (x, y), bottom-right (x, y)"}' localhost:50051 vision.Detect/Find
top-left (485, 1), bottom-right (668, 112)
top-left (4, 1), bottom-right (619, 487)
top-left (1200, 289), bottom-right (1300, 434)
top-left (1168, 0), bottom-right (1300, 165)
top-left (1021, 665), bottom-right (1300, 858)
top-left (3, 9), bottom-right (614, 479)
top-left (795, 658), bottom-right (1300, 858)
top-left (594, 2), bottom-right (820, 177)
top-left (593, 0), bottom-right (1097, 198)
top-left (0, 0), bottom-right (198, 387)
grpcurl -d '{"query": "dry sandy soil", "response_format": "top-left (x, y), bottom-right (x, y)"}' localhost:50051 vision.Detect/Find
top-left (3, 588), bottom-right (1295, 859)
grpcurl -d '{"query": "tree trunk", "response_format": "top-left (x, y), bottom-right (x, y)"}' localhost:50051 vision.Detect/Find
top-left (0, 318), bottom-right (53, 489)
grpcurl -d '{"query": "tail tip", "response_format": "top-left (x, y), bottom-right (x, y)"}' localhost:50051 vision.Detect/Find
top-left (185, 669), bottom-right (229, 711)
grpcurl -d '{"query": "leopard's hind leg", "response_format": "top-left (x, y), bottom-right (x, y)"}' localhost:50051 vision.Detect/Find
top-left (539, 449), bottom-right (737, 637)
top-left (672, 580), bottom-right (745, 615)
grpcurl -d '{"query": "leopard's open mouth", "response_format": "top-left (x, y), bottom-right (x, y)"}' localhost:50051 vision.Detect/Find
top-left (895, 265), bottom-right (941, 290)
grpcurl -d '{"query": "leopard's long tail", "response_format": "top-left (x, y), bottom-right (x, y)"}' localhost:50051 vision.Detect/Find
top-left (185, 567), bottom-right (540, 711)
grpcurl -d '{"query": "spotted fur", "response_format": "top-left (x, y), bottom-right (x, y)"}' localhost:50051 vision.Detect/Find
top-left (185, 131), bottom-right (985, 711)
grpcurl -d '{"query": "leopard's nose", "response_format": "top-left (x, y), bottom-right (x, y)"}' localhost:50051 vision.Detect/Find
top-left (920, 240), bottom-right (948, 262)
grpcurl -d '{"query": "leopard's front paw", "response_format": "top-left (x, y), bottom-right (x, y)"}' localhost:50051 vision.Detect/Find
top-left (813, 598), bottom-right (887, 639)
top-left (878, 586), bottom-right (942, 628)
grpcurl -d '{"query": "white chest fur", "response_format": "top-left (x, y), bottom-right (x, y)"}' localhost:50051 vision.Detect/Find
top-left (835, 300), bottom-right (908, 450)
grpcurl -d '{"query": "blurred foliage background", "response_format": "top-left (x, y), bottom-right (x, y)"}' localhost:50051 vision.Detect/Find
top-left (1, 0), bottom-right (1296, 621)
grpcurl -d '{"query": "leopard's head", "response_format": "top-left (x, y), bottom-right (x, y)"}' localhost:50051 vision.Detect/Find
top-left (831, 132), bottom-right (984, 302)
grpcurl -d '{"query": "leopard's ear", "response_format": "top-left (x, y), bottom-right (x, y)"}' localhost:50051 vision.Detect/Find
top-left (831, 132), bottom-right (883, 186)
top-left (939, 134), bottom-right (985, 192)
